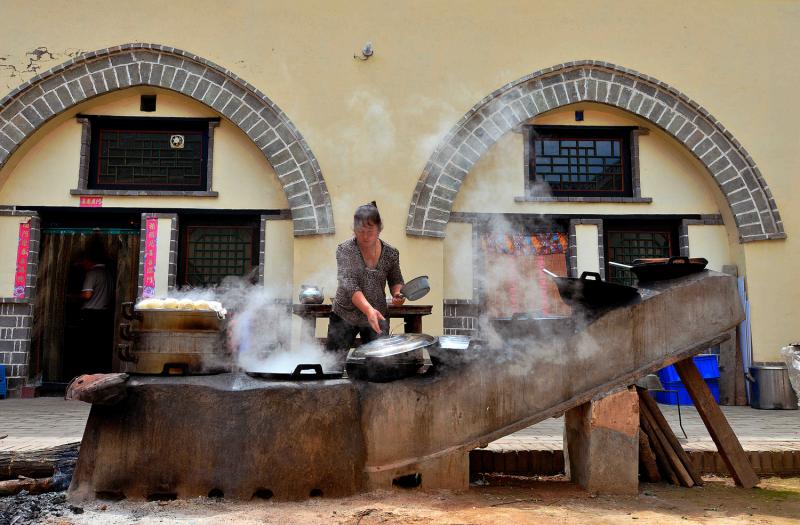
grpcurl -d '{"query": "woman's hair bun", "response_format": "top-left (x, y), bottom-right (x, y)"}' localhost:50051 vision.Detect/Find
top-left (369, 200), bottom-right (377, 208)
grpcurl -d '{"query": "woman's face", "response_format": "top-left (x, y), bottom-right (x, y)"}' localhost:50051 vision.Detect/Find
top-left (354, 221), bottom-right (380, 245)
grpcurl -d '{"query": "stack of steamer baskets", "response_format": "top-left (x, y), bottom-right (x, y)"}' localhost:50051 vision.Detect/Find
top-left (117, 299), bottom-right (230, 375)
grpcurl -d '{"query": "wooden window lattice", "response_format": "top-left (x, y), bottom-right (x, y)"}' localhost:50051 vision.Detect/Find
top-left (184, 226), bottom-right (255, 287)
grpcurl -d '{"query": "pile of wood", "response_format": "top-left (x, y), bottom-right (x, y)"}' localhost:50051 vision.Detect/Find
top-left (637, 387), bottom-right (702, 487)
top-left (0, 442), bottom-right (79, 496)
top-left (636, 355), bottom-right (760, 489)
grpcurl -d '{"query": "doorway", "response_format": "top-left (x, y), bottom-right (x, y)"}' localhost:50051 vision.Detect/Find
top-left (31, 227), bottom-right (139, 390)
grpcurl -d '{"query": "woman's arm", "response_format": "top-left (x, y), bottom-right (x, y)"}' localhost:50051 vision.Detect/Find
top-left (352, 290), bottom-right (385, 334)
top-left (387, 248), bottom-right (405, 306)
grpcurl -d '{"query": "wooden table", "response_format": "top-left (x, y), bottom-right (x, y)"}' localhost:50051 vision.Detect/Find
top-left (292, 304), bottom-right (433, 337)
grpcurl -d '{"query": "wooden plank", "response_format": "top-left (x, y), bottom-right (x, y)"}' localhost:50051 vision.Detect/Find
top-left (640, 402), bottom-right (695, 487)
top-left (674, 357), bottom-right (760, 488)
top-left (639, 412), bottom-right (679, 485)
top-left (637, 388), bottom-right (703, 486)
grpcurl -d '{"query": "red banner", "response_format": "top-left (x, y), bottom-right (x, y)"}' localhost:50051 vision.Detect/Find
top-left (13, 221), bottom-right (31, 299)
top-left (79, 196), bottom-right (103, 208)
top-left (142, 217), bottom-right (158, 298)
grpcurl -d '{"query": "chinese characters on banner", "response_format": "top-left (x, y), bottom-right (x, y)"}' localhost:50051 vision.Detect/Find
top-left (13, 221), bottom-right (31, 299)
top-left (79, 196), bottom-right (103, 208)
top-left (142, 217), bottom-right (158, 298)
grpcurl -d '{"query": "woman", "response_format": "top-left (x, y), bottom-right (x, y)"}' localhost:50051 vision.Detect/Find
top-left (326, 202), bottom-right (405, 353)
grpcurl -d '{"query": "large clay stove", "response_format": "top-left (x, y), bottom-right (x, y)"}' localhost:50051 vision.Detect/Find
top-left (69, 271), bottom-right (743, 501)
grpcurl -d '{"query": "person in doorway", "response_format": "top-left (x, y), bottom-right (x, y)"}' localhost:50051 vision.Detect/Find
top-left (78, 244), bottom-right (114, 373)
top-left (326, 202), bottom-right (405, 355)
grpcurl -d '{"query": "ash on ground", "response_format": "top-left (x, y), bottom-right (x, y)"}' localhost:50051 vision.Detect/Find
top-left (0, 491), bottom-right (81, 525)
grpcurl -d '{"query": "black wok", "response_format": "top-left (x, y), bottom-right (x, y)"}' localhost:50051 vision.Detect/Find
top-left (543, 269), bottom-right (639, 310)
top-left (609, 256), bottom-right (708, 282)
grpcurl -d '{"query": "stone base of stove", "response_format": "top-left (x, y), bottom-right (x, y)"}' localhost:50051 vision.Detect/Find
top-left (68, 375), bottom-right (365, 501)
top-left (69, 272), bottom-right (744, 501)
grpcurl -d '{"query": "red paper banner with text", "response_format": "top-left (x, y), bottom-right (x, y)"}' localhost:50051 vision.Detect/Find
top-left (79, 196), bottom-right (103, 208)
top-left (13, 221), bottom-right (31, 299)
top-left (142, 217), bottom-right (158, 298)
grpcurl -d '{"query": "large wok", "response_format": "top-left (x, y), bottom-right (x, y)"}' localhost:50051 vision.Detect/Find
top-left (543, 269), bottom-right (639, 310)
top-left (609, 256), bottom-right (708, 282)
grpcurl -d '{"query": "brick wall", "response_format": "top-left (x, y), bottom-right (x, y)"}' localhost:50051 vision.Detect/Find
top-left (0, 301), bottom-right (33, 394)
top-left (443, 300), bottom-right (480, 337)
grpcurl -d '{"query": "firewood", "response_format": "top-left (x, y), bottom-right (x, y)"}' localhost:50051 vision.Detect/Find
top-left (0, 442), bottom-right (79, 481)
top-left (640, 401), bottom-right (695, 487)
top-left (0, 476), bottom-right (54, 496)
top-left (637, 388), bottom-right (703, 486)
top-left (640, 412), bottom-right (679, 485)
top-left (638, 428), bottom-right (661, 482)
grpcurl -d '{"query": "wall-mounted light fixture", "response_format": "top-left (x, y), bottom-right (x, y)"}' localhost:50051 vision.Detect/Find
top-left (354, 41), bottom-right (374, 61)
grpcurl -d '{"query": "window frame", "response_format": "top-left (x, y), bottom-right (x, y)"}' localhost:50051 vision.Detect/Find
top-left (520, 125), bottom-right (651, 203)
top-left (525, 125), bottom-right (636, 198)
top-left (177, 215), bottom-right (261, 288)
top-left (73, 115), bottom-right (220, 196)
top-left (603, 219), bottom-right (680, 285)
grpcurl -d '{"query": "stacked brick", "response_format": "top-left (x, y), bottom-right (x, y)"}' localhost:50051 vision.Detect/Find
top-left (407, 61), bottom-right (784, 243)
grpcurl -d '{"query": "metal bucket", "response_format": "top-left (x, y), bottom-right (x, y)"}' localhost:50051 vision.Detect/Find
top-left (747, 363), bottom-right (799, 410)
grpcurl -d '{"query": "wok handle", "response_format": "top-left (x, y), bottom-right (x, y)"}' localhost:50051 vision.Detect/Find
top-left (579, 271), bottom-right (603, 281)
top-left (121, 302), bottom-right (142, 321)
top-left (541, 268), bottom-right (559, 278)
top-left (609, 261), bottom-right (633, 270)
top-left (292, 364), bottom-right (324, 377)
top-left (119, 323), bottom-right (133, 341)
top-left (668, 256), bottom-right (690, 265)
top-left (117, 343), bottom-right (138, 363)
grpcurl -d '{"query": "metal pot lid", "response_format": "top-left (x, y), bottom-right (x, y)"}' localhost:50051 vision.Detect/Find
top-left (351, 334), bottom-right (437, 358)
top-left (437, 335), bottom-right (471, 350)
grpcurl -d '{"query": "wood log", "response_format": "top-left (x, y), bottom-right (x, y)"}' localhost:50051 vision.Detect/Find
top-left (674, 357), bottom-right (760, 488)
top-left (0, 442), bottom-right (79, 480)
top-left (640, 402), bottom-right (695, 487)
top-left (0, 476), bottom-right (54, 496)
top-left (637, 388), bottom-right (703, 486)
top-left (638, 428), bottom-right (661, 482)
top-left (639, 411), bottom-right (679, 485)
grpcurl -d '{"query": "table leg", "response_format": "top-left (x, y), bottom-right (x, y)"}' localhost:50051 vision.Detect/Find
top-left (403, 315), bottom-right (422, 333)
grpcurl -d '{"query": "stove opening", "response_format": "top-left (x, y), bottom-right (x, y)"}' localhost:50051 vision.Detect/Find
top-left (95, 490), bottom-right (126, 501)
top-left (208, 488), bottom-right (224, 499)
top-left (309, 488), bottom-right (323, 497)
top-left (392, 473), bottom-right (422, 488)
top-left (253, 488), bottom-right (273, 500)
top-left (146, 492), bottom-right (177, 501)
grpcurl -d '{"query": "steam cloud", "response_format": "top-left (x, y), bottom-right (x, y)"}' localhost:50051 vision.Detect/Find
top-left (169, 278), bottom-right (338, 373)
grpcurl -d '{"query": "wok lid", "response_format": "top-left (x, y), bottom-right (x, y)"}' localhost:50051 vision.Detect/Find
top-left (350, 334), bottom-right (437, 358)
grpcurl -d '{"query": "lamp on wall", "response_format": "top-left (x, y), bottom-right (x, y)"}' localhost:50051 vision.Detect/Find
top-left (354, 41), bottom-right (374, 61)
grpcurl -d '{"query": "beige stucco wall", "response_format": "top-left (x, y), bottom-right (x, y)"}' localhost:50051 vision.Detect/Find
top-left (0, 215), bottom-right (31, 297)
top-left (0, 0), bottom-right (797, 358)
top-left (263, 220), bottom-right (295, 299)
top-left (575, 225), bottom-right (600, 276)
top-left (443, 222), bottom-right (473, 299)
top-left (688, 225), bottom-right (733, 273)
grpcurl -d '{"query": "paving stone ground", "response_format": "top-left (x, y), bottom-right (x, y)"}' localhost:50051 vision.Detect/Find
top-left (1, 397), bottom-right (797, 454)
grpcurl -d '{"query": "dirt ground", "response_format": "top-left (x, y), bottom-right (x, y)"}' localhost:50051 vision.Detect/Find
top-left (6, 475), bottom-right (800, 525)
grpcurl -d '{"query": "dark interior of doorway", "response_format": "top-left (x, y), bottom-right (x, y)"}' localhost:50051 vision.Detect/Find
top-left (30, 210), bottom-right (140, 394)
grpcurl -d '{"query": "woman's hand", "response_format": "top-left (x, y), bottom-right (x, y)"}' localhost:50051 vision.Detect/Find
top-left (391, 292), bottom-right (405, 306)
top-left (366, 307), bottom-right (387, 334)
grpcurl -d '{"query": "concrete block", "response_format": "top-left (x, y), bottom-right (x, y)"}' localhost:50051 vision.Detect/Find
top-left (564, 388), bottom-right (639, 495)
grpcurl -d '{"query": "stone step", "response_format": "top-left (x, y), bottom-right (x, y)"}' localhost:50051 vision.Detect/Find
top-left (469, 448), bottom-right (800, 478)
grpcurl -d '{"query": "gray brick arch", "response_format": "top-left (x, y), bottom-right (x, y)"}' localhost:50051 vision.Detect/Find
top-left (407, 61), bottom-right (784, 242)
top-left (0, 44), bottom-right (334, 236)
